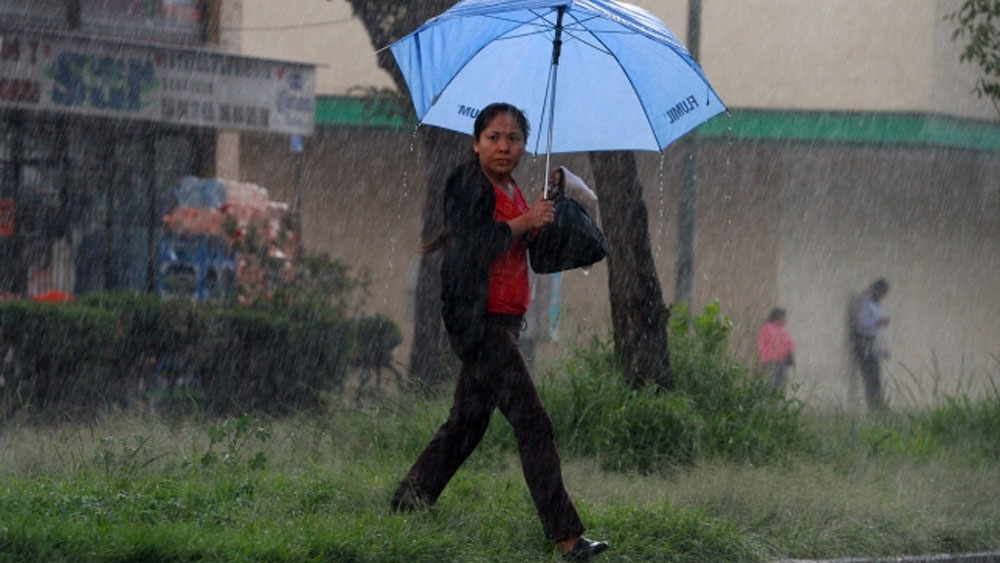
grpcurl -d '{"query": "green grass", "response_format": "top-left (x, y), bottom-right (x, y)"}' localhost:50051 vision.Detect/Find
top-left (1, 392), bottom-right (998, 562)
top-left (0, 409), bottom-right (752, 562)
top-left (1, 304), bottom-right (997, 562)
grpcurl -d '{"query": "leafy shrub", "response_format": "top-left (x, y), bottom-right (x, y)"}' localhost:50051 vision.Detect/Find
top-left (199, 414), bottom-right (272, 471)
top-left (0, 289), bottom-right (373, 420)
top-left (600, 387), bottom-right (703, 471)
top-left (533, 301), bottom-right (807, 473)
top-left (79, 291), bottom-right (205, 392)
top-left (267, 249), bottom-right (369, 312)
top-left (0, 249), bottom-right (399, 420)
top-left (199, 307), bottom-right (296, 414)
top-left (351, 313), bottom-right (403, 371)
top-left (667, 301), bottom-right (807, 462)
top-left (0, 300), bottom-right (120, 418)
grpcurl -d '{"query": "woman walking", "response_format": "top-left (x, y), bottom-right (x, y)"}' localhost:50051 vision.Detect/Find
top-left (390, 102), bottom-right (608, 561)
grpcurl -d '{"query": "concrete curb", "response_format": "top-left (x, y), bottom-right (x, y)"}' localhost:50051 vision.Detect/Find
top-left (774, 551), bottom-right (1000, 563)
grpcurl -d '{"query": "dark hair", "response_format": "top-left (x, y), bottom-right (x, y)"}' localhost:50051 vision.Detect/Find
top-left (870, 278), bottom-right (889, 299)
top-left (767, 307), bottom-right (786, 323)
top-left (473, 102), bottom-right (530, 142)
top-left (420, 103), bottom-right (531, 256)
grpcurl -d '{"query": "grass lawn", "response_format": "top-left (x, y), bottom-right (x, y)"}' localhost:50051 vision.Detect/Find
top-left (2, 304), bottom-right (996, 561)
top-left (1, 399), bottom-right (998, 562)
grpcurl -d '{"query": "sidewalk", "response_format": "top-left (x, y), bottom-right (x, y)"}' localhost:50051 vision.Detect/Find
top-left (776, 552), bottom-right (1000, 563)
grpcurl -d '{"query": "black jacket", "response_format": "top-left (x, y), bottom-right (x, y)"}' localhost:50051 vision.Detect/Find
top-left (440, 161), bottom-right (515, 358)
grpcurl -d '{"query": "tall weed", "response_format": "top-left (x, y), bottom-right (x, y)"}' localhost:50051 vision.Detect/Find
top-left (535, 302), bottom-right (807, 473)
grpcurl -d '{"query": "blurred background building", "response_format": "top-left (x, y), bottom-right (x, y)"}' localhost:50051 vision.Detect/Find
top-left (4, 0), bottom-right (996, 410)
top-left (0, 0), bottom-right (315, 297)
top-left (232, 0), bottom-right (999, 410)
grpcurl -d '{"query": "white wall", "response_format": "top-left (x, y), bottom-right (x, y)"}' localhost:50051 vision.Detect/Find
top-left (775, 146), bottom-right (1000, 409)
top-left (236, 0), bottom-right (395, 95)
top-left (238, 0), bottom-right (998, 120)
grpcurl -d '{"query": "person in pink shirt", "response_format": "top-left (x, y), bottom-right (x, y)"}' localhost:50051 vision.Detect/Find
top-left (757, 307), bottom-right (796, 390)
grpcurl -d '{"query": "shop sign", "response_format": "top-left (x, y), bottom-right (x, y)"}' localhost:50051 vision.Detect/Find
top-left (0, 31), bottom-right (315, 135)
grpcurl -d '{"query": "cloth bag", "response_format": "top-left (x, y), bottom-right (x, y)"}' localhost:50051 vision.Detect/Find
top-left (528, 195), bottom-right (609, 274)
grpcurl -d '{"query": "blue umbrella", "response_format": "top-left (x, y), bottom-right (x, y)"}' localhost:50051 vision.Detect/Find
top-left (389, 0), bottom-right (726, 191)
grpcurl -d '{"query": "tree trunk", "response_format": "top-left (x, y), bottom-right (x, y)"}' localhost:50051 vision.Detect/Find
top-left (346, 0), bottom-right (465, 390)
top-left (588, 151), bottom-right (673, 389)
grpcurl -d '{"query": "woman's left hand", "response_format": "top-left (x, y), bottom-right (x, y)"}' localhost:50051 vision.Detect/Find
top-left (547, 167), bottom-right (565, 200)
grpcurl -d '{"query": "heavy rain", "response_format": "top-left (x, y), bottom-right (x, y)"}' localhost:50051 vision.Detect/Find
top-left (0, 1), bottom-right (999, 561)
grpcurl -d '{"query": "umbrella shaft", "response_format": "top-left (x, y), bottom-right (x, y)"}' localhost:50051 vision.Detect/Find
top-left (551, 6), bottom-right (565, 65)
top-left (544, 6), bottom-right (566, 199)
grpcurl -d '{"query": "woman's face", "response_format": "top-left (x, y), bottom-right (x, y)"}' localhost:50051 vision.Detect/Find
top-left (474, 112), bottom-right (525, 181)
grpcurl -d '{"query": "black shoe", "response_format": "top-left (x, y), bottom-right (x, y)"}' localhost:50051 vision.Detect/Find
top-left (562, 536), bottom-right (609, 561)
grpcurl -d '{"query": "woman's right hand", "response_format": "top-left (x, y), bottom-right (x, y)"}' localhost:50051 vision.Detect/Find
top-left (525, 197), bottom-right (555, 229)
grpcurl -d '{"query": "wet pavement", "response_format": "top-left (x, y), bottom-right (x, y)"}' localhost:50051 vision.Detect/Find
top-left (776, 551), bottom-right (1000, 563)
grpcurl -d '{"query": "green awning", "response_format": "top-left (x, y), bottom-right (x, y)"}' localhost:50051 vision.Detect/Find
top-left (315, 96), bottom-right (410, 129)
top-left (698, 110), bottom-right (1000, 152)
top-left (316, 96), bottom-right (1000, 152)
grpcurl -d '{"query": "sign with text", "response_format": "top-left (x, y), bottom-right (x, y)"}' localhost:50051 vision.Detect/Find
top-left (0, 31), bottom-right (315, 135)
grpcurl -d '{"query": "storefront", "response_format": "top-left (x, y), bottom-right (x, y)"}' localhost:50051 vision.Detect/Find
top-left (0, 24), bottom-right (315, 297)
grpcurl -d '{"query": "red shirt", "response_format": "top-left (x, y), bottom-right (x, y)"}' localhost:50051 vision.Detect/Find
top-left (757, 322), bottom-right (796, 364)
top-left (487, 183), bottom-right (530, 315)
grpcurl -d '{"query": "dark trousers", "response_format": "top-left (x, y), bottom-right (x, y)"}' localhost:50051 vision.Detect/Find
top-left (390, 314), bottom-right (584, 542)
top-left (764, 360), bottom-right (789, 391)
top-left (851, 333), bottom-right (883, 411)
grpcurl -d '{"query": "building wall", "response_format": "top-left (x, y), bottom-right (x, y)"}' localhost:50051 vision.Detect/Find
top-left (682, 139), bottom-right (1000, 409)
top-left (239, 0), bottom-right (997, 120)
top-left (705, 0), bottom-right (933, 112)
top-left (241, 125), bottom-right (1000, 408)
top-left (1, 0), bottom-right (319, 298)
top-left (703, 0), bottom-right (994, 120)
top-left (771, 143), bottom-right (1000, 408)
top-left (238, 127), bottom-right (427, 319)
top-left (236, 0), bottom-right (395, 95)
top-left (0, 1), bottom-right (222, 297)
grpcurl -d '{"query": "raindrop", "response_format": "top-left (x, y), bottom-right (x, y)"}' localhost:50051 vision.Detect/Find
top-left (408, 125), bottom-right (419, 153)
top-left (654, 152), bottom-right (667, 257)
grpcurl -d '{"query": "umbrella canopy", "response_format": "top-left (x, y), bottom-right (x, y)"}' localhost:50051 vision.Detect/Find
top-left (389, 0), bottom-right (726, 157)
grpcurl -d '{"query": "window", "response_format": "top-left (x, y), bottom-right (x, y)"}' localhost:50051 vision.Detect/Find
top-left (0, 1), bottom-right (208, 45)
top-left (0, 112), bottom-right (199, 296)
top-left (79, 0), bottom-right (205, 44)
top-left (0, 0), bottom-right (71, 33)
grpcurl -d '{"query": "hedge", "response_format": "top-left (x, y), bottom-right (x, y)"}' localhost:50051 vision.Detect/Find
top-left (0, 292), bottom-right (363, 420)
